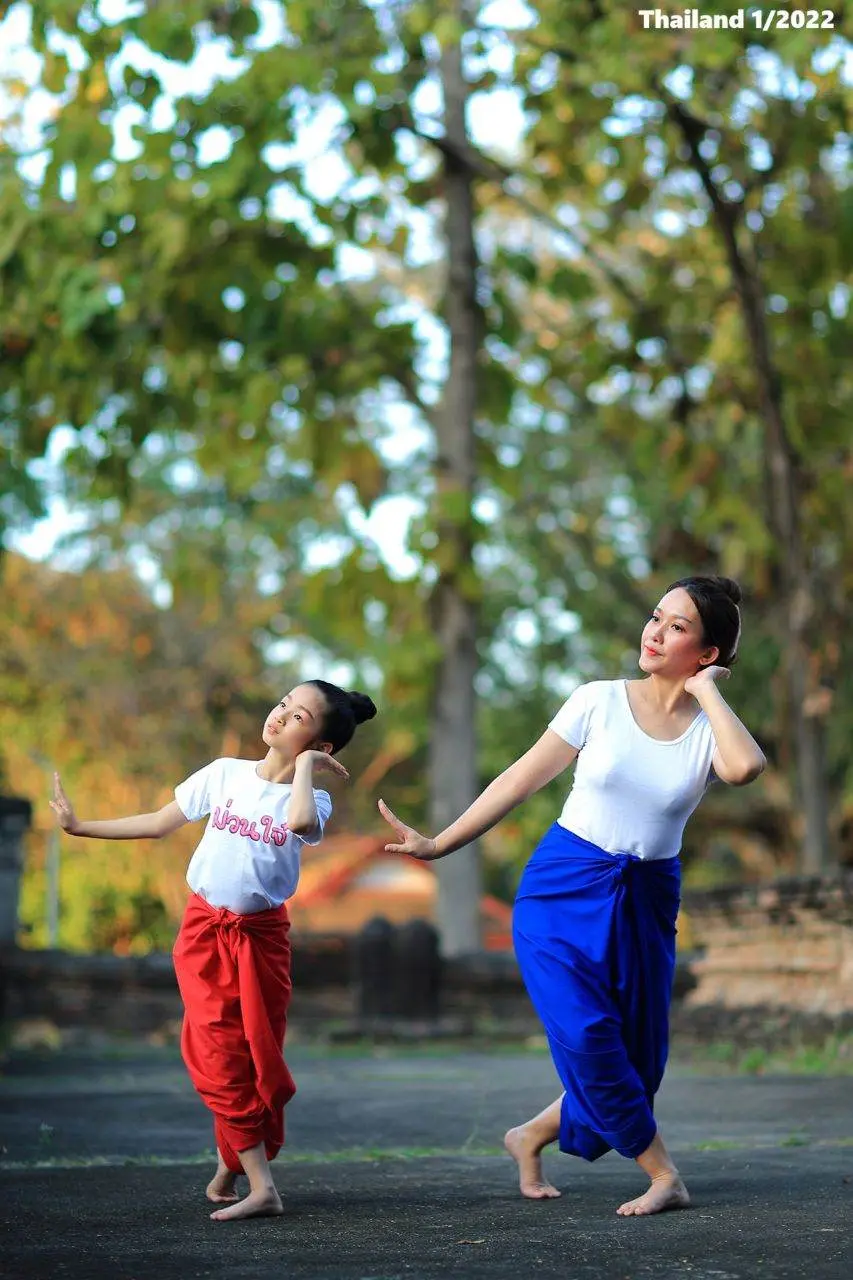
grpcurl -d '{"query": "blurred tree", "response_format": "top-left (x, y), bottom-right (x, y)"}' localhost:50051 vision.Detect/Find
top-left (2, 0), bottom-right (497, 952)
top-left (0, 548), bottom-right (278, 947)
top-left (469, 0), bottom-right (853, 873)
top-left (0, 0), bottom-right (420, 895)
top-left (1, 547), bottom-right (382, 949)
top-left (418, 3), bottom-right (485, 955)
top-left (2, 0), bottom-right (852, 919)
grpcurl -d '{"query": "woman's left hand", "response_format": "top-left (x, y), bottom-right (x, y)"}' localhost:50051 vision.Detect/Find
top-left (377, 800), bottom-right (439, 859)
top-left (684, 665), bottom-right (730, 698)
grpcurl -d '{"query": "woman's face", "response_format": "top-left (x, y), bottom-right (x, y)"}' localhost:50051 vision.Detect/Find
top-left (261, 684), bottom-right (331, 754)
top-left (638, 588), bottom-right (718, 677)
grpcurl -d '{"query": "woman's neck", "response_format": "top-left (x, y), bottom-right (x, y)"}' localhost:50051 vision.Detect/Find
top-left (255, 751), bottom-right (297, 784)
top-left (633, 674), bottom-right (694, 716)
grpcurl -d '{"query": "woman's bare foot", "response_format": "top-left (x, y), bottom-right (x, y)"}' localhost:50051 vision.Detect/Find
top-left (504, 1126), bottom-right (561, 1200)
top-left (616, 1173), bottom-right (690, 1217)
top-left (206, 1162), bottom-right (239, 1204)
top-left (209, 1185), bottom-right (284, 1222)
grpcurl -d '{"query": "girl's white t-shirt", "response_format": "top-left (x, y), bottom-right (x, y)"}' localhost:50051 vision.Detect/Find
top-left (174, 757), bottom-right (332, 914)
top-left (548, 680), bottom-right (716, 861)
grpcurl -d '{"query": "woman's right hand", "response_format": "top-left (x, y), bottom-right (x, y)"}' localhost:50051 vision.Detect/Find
top-left (49, 773), bottom-right (79, 834)
top-left (378, 799), bottom-right (440, 860)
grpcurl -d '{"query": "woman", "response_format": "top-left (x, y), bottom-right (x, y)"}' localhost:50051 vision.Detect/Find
top-left (51, 679), bottom-right (376, 1222)
top-left (379, 576), bottom-right (764, 1216)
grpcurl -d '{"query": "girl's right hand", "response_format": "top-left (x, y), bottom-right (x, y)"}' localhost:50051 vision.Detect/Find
top-left (378, 799), bottom-right (439, 860)
top-left (49, 773), bottom-right (79, 834)
top-left (297, 749), bottom-right (350, 781)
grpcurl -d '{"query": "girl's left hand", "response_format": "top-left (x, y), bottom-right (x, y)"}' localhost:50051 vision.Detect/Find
top-left (49, 773), bottom-right (79, 833)
top-left (298, 750), bottom-right (350, 781)
top-left (684, 665), bottom-right (730, 698)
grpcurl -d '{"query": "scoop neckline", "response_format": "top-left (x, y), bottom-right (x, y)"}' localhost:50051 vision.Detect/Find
top-left (621, 680), bottom-right (704, 745)
top-left (252, 761), bottom-right (293, 787)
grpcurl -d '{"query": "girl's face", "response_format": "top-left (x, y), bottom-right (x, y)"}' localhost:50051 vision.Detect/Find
top-left (262, 684), bottom-right (332, 755)
top-left (638, 588), bottom-right (718, 678)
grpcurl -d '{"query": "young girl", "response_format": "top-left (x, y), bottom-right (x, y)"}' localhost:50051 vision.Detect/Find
top-left (379, 576), bottom-right (765, 1217)
top-left (51, 679), bottom-right (377, 1222)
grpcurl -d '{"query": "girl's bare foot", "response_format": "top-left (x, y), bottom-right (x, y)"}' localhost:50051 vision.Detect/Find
top-left (504, 1126), bottom-right (561, 1200)
top-left (210, 1185), bottom-right (284, 1222)
top-left (206, 1162), bottom-right (239, 1204)
top-left (616, 1173), bottom-right (690, 1217)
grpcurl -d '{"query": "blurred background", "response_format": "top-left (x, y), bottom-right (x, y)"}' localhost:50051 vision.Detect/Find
top-left (1, 0), bottom-right (851, 967)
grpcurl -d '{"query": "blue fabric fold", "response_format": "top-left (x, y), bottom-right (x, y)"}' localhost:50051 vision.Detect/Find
top-left (513, 823), bottom-right (680, 1162)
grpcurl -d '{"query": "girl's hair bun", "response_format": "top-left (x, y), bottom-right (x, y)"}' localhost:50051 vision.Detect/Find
top-left (347, 691), bottom-right (377, 725)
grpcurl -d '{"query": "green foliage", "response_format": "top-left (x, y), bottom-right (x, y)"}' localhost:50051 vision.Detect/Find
top-left (2, 0), bottom-right (852, 955)
top-left (475, 0), bottom-right (853, 869)
top-left (88, 884), bottom-right (174, 954)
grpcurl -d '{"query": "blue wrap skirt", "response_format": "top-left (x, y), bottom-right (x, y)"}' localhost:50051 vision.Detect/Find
top-left (513, 823), bottom-right (680, 1162)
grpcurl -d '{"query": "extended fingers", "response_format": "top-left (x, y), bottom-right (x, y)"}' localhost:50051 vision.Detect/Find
top-left (314, 757), bottom-right (349, 780)
top-left (378, 798), bottom-right (402, 827)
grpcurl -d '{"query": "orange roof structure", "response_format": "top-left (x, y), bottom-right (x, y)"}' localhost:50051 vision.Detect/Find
top-left (290, 832), bottom-right (513, 951)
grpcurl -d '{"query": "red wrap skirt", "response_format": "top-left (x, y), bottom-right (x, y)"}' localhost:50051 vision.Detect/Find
top-left (172, 893), bottom-right (296, 1174)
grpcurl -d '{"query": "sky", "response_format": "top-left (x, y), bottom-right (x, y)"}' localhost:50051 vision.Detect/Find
top-left (0, 0), bottom-right (534, 582)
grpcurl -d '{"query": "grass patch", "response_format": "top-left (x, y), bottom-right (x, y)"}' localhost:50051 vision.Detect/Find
top-left (293, 1038), bottom-right (551, 1060)
top-left (1, 1032), bottom-right (552, 1071)
top-left (0, 1145), bottom-right (506, 1173)
top-left (672, 1033), bottom-right (853, 1077)
top-left (8, 1136), bottom-right (853, 1172)
top-left (780, 1132), bottom-right (811, 1147)
top-left (6, 1022), bottom-right (853, 1078)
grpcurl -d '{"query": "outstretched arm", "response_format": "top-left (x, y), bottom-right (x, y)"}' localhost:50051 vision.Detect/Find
top-left (50, 773), bottom-right (189, 840)
top-left (684, 668), bottom-right (766, 786)
top-left (379, 730), bottom-right (580, 860)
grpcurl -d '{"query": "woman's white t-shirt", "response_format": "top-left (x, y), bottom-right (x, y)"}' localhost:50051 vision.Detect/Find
top-left (548, 680), bottom-right (716, 862)
top-left (174, 757), bottom-right (332, 914)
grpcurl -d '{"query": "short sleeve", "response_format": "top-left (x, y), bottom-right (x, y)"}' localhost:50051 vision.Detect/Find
top-left (174, 760), bottom-right (216, 822)
top-left (548, 684), bottom-right (595, 749)
top-left (300, 789), bottom-right (333, 847)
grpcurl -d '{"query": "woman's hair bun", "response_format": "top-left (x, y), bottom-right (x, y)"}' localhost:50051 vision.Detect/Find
top-left (347, 691), bottom-right (377, 725)
top-left (713, 576), bottom-right (743, 606)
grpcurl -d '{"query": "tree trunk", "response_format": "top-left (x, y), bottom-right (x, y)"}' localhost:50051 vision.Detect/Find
top-left (723, 217), bottom-right (833, 874)
top-left (668, 98), bottom-right (835, 874)
top-left (788, 654), bottom-right (832, 874)
top-left (428, 15), bottom-right (483, 956)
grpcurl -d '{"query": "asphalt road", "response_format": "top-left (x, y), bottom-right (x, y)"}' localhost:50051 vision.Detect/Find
top-left (1, 1044), bottom-right (851, 1279)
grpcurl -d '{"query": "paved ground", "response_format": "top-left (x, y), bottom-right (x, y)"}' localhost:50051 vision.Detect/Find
top-left (1, 1043), bottom-right (852, 1279)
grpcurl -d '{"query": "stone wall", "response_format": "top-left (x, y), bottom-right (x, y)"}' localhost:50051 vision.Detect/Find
top-left (0, 947), bottom-right (184, 1035)
top-left (0, 937), bottom-right (544, 1040)
top-left (0, 936), bottom-right (701, 1043)
top-left (7, 876), bottom-right (853, 1045)
top-left (0, 934), bottom-right (352, 1036)
top-left (682, 875), bottom-right (853, 1017)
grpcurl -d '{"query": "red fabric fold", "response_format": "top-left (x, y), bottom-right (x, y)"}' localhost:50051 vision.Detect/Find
top-left (172, 893), bottom-right (296, 1173)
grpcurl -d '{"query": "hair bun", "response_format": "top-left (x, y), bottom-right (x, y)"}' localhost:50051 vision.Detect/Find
top-left (347, 691), bottom-right (377, 725)
top-left (713, 576), bottom-right (743, 606)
